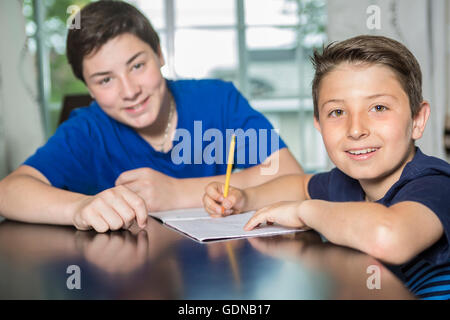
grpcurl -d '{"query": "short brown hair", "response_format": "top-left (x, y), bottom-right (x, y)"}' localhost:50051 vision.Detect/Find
top-left (66, 0), bottom-right (160, 82)
top-left (311, 35), bottom-right (423, 119)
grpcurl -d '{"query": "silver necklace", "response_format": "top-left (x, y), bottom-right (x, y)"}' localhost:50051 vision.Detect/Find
top-left (155, 93), bottom-right (175, 152)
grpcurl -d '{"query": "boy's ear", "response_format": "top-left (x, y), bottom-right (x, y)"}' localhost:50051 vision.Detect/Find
top-left (157, 46), bottom-right (165, 67)
top-left (411, 101), bottom-right (430, 140)
top-left (313, 116), bottom-right (322, 134)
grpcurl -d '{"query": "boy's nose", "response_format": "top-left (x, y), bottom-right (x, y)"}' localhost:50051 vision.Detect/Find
top-left (120, 76), bottom-right (141, 101)
top-left (347, 114), bottom-right (369, 140)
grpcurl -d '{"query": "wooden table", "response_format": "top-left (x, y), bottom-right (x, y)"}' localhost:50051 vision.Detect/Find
top-left (0, 216), bottom-right (415, 300)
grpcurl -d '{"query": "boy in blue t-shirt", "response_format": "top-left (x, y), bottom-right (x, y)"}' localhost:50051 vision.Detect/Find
top-left (203, 35), bottom-right (450, 269)
top-left (0, 1), bottom-right (302, 233)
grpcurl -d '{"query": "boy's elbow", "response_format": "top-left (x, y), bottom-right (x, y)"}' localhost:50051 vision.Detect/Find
top-left (368, 223), bottom-right (413, 265)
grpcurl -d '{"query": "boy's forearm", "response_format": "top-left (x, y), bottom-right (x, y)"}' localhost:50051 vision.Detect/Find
top-left (0, 174), bottom-right (85, 226)
top-left (171, 170), bottom-right (264, 209)
top-left (175, 148), bottom-right (304, 209)
top-left (226, 147), bottom-right (304, 189)
top-left (299, 200), bottom-right (393, 259)
top-left (243, 174), bottom-right (311, 211)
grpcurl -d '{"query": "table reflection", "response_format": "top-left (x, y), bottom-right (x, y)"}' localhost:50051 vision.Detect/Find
top-left (0, 217), bottom-right (424, 299)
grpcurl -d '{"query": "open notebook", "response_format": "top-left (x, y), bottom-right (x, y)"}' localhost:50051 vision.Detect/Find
top-left (149, 208), bottom-right (304, 242)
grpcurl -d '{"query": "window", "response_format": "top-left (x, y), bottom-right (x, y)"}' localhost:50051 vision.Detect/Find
top-left (27, 0), bottom-right (329, 172)
top-left (23, 0), bottom-right (91, 136)
top-left (138, 0), bottom-right (329, 172)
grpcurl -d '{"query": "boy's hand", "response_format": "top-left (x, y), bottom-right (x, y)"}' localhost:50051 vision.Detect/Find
top-left (203, 182), bottom-right (247, 217)
top-left (244, 201), bottom-right (310, 231)
top-left (115, 167), bottom-right (176, 211)
top-left (72, 185), bottom-right (148, 233)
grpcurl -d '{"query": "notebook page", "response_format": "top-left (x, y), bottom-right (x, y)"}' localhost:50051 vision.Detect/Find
top-left (149, 209), bottom-right (303, 242)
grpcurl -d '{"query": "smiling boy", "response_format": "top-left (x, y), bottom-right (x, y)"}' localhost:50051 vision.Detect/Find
top-left (0, 1), bottom-right (302, 233)
top-left (203, 35), bottom-right (450, 269)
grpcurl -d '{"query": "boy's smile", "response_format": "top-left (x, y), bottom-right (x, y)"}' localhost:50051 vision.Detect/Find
top-left (314, 63), bottom-right (429, 200)
top-left (123, 95), bottom-right (150, 116)
top-left (346, 147), bottom-right (380, 160)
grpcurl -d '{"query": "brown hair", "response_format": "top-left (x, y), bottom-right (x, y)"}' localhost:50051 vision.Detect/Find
top-left (66, 0), bottom-right (160, 82)
top-left (311, 35), bottom-right (423, 119)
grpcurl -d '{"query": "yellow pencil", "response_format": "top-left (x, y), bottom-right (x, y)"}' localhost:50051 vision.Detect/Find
top-left (226, 241), bottom-right (241, 289)
top-left (223, 135), bottom-right (241, 288)
top-left (222, 134), bottom-right (236, 213)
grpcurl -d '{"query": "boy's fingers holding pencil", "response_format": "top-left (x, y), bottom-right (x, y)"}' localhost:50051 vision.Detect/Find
top-left (203, 193), bottom-right (224, 216)
top-left (223, 187), bottom-right (246, 212)
top-left (203, 181), bottom-right (245, 217)
top-left (205, 182), bottom-right (225, 202)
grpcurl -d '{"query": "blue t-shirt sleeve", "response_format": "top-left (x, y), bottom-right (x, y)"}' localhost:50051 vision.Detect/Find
top-left (389, 175), bottom-right (450, 264)
top-left (307, 171), bottom-right (332, 201)
top-left (23, 117), bottom-right (98, 194)
top-left (223, 82), bottom-right (287, 168)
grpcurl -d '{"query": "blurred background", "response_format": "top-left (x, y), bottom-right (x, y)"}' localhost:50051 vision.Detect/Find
top-left (0, 0), bottom-right (449, 179)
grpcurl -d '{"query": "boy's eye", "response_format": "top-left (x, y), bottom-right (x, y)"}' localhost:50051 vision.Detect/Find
top-left (99, 77), bottom-right (111, 85)
top-left (133, 63), bottom-right (144, 70)
top-left (371, 105), bottom-right (387, 112)
top-left (329, 109), bottom-right (345, 117)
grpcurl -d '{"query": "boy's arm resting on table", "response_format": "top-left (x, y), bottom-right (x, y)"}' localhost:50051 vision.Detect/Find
top-left (0, 165), bottom-right (148, 232)
top-left (299, 200), bottom-right (444, 265)
top-left (0, 165), bottom-right (85, 226)
top-left (243, 173), bottom-right (313, 211)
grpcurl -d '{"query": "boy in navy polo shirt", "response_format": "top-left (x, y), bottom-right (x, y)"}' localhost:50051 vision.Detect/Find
top-left (204, 35), bottom-right (450, 273)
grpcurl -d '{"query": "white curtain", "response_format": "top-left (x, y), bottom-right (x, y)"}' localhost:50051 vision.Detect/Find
top-left (0, 0), bottom-right (45, 179)
top-left (327, 0), bottom-right (448, 159)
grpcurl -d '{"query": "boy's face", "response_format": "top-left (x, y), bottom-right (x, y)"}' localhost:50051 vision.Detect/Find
top-left (314, 63), bottom-right (427, 182)
top-left (82, 33), bottom-right (166, 130)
